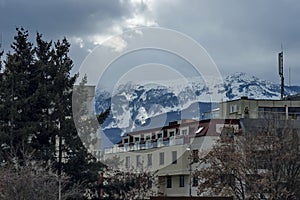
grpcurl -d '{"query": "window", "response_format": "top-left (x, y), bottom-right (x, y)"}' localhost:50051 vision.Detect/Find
top-left (230, 104), bottom-right (238, 113)
top-left (192, 149), bottom-right (199, 163)
top-left (148, 177), bottom-right (153, 189)
top-left (179, 175), bottom-right (185, 187)
top-left (181, 129), bottom-right (188, 135)
top-left (169, 131), bottom-right (175, 137)
top-left (135, 137), bottom-right (140, 142)
top-left (147, 154), bottom-right (152, 166)
top-left (288, 107), bottom-right (300, 119)
top-left (157, 133), bottom-right (162, 139)
top-left (159, 152), bottom-right (164, 165)
top-left (166, 176), bottom-right (172, 188)
top-left (192, 175), bottom-right (198, 186)
top-left (145, 134), bottom-right (151, 141)
top-left (172, 151), bottom-right (177, 164)
top-left (136, 155), bottom-right (142, 168)
top-left (125, 156), bottom-right (130, 169)
top-left (124, 138), bottom-right (129, 144)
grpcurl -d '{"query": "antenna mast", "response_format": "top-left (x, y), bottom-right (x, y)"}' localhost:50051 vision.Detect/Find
top-left (0, 32), bottom-right (2, 69)
top-left (278, 46), bottom-right (284, 100)
top-left (0, 32), bottom-right (2, 51)
top-left (0, 32), bottom-right (2, 49)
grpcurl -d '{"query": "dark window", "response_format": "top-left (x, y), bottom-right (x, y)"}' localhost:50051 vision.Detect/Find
top-left (136, 155), bottom-right (141, 168)
top-left (181, 129), bottom-right (188, 135)
top-left (147, 154), bottom-right (152, 166)
top-left (159, 152), bottom-right (164, 165)
top-left (145, 135), bottom-right (151, 140)
top-left (288, 107), bottom-right (300, 119)
top-left (166, 176), bottom-right (172, 188)
top-left (179, 175), bottom-right (184, 187)
top-left (125, 156), bottom-right (130, 169)
top-left (169, 131), bottom-right (175, 137)
top-left (157, 133), bottom-right (162, 138)
top-left (192, 149), bottom-right (199, 163)
top-left (148, 177), bottom-right (153, 189)
top-left (163, 130), bottom-right (168, 138)
top-left (258, 107), bottom-right (286, 119)
top-left (192, 175), bottom-right (198, 186)
top-left (172, 151), bottom-right (177, 164)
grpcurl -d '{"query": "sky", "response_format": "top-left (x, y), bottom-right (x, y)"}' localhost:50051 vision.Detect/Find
top-left (1, 0), bottom-right (300, 87)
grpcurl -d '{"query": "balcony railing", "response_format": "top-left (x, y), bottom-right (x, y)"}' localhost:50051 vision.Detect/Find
top-left (104, 135), bottom-right (189, 154)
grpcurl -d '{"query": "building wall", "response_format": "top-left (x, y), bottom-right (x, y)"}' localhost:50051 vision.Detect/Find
top-left (220, 99), bottom-right (300, 119)
top-left (103, 119), bottom-right (240, 197)
top-left (103, 136), bottom-right (219, 196)
top-left (162, 175), bottom-right (190, 196)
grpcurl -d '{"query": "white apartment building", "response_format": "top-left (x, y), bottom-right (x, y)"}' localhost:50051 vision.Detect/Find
top-left (103, 119), bottom-right (240, 197)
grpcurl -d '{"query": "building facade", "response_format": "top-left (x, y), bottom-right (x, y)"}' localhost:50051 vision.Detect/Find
top-left (219, 97), bottom-right (300, 120)
top-left (103, 119), bottom-right (240, 197)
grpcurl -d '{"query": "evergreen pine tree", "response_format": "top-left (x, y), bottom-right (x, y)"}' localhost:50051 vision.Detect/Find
top-left (0, 28), bottom-right (109, 199)
top-left (0, 28), bottom-right (35, 161)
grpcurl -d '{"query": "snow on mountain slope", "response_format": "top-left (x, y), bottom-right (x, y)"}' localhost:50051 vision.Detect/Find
top-left (223, 72), bottom-right (295, 99)
top-left (95, 72), bottom-right (299, 131)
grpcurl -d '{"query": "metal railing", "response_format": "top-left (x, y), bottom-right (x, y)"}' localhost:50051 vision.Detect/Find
top-left (104, 135), bottom-right (188, 154)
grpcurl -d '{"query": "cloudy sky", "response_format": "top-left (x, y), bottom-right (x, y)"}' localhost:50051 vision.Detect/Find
top-left (1, 0), bottom-right (300, 86)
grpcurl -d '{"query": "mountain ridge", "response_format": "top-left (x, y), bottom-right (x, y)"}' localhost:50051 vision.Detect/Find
top-left (95, 72), bottom-right (299, 134)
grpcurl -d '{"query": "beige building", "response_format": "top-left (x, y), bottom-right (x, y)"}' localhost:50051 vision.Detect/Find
top-left (103, 119), bottom-right (240, 197)
top-left (219, 97), bottom-right (300, 120)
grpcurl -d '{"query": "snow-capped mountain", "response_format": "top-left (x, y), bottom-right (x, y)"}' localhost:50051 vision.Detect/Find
top-left (95, 72), bottom-right (299, 134)
top-left (223, 72), bottom-right (297, 99)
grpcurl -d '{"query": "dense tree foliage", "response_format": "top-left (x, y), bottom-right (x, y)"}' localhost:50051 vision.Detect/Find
top-left (0, 28), bottom-right (107, 199)
top-left (0, 27), bottom-right (155, 200)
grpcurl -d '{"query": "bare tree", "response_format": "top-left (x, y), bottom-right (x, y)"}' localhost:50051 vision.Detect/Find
top-left (102, 156), bottom-right (157, 199)
top-left (0, 153), bottom-right (83, 200)
top-left (194, 119), bottom-right (300, 200)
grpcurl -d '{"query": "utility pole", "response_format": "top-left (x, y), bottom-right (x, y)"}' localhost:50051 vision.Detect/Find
top-left (58, 121), bottom-right (62, 200)
top-left (189, 159), bottom-right (192, 197)
top-left (186, 147), bottom-right (192, 197)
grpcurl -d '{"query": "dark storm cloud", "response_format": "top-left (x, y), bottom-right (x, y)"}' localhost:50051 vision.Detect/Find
top-left (1, 0), bottom-right (300, 84)
top-left (0, 0), bottom-right (134, 49)
top-left (1, 0), bottom-right (129, 34)
top-left (151, 0), bottom-right (300, 84)
top-left (0, 0), bottom-right (141, 74)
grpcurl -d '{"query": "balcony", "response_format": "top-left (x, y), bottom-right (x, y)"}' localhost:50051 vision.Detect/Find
top-left (104, 135), bottom-right (188, 154)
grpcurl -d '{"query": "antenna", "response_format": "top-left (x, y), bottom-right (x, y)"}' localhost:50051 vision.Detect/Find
top-left (0, 33), bottom-right (2, 69)
top-left (0, 32), bottom-right (2, 49)
top-left (0, 33), bottom-right (2, 70)
top-left (278, 46), bottom-right (284, 100)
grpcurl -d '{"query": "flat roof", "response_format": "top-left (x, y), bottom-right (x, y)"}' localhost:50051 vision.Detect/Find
top-left (221, 97), bottom-right (300, 103)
